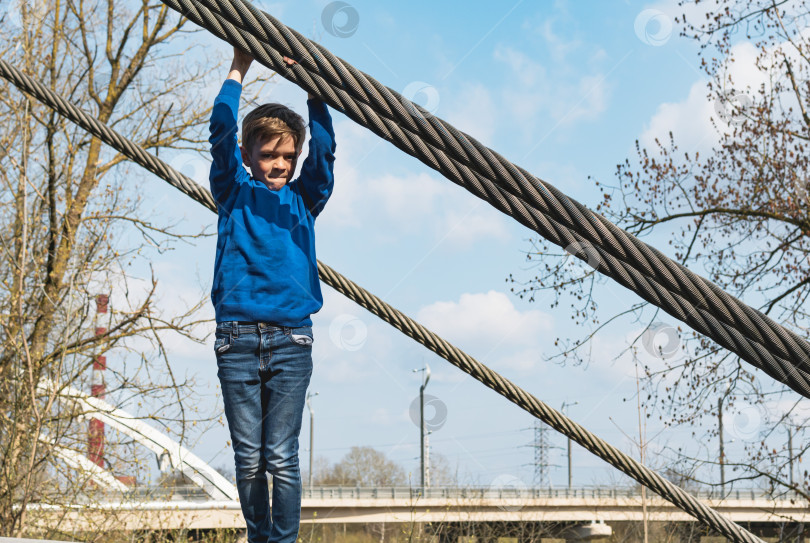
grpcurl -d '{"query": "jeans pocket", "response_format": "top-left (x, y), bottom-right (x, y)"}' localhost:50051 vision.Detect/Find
top-left (288, 328), bottom-right (313, 347)
top-left (290, 334), bottom-right (313, 346)
top-left (214, 333), bottom-right (232, 353)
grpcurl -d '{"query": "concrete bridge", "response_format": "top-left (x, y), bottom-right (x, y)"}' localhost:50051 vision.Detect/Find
top-left (24, 485), bottom-right (810, 540)
top-left (32, 378), bottom-right (808, 540)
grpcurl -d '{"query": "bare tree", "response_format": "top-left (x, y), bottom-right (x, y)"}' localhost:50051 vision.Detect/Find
top-left (0, 0), bottom-right (270, 537)
top-left (316, 447), bottom-right (408, 487)
top-left (511, 0), bottom-right (810, 499)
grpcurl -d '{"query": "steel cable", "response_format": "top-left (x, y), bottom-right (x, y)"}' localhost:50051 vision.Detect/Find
top-left (0, 56), bottom-right (763, 543)
top-left (191, 0), bottom-right (810, 370)
top-left (158, 0), bottom-right (810, 399)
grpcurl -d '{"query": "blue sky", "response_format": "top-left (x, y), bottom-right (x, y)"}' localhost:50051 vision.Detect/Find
top-left (113, 0), bottom-right (787, 489)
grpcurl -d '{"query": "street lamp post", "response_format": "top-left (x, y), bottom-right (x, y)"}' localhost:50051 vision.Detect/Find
top-left (561, 401), bottom-right (578, 489)
top-left (718, 396), bottom-right (725, 493)
top-left (413, 364), bottom-right (431, 492)
top-left (788, 428), bottom-right (794, 488)
top-left (425, 429), bottom-right (432, 488)
top-left (306, 391), bottom-right (319, 489)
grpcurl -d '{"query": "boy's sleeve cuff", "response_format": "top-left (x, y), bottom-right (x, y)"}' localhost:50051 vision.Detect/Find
top-left (221, 79), bottom-right (243, 97)
top-left (307, 98), bottom-right (330, 122)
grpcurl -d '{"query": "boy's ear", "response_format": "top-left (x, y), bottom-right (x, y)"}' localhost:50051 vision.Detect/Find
top-left (239, 145), bottom-right (251, 167)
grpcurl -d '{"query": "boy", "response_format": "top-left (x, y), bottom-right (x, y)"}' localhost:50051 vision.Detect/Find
top-left (209, 47), bottom-right (335, 543)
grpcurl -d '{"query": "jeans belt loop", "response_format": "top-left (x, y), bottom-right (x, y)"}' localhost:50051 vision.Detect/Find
top-left (232, 320), bottom-right (239, 339)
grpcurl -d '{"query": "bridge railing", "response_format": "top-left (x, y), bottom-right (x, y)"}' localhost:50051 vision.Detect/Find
top-left (30, 485), bottom-right (791, 504)
top-left (299, 486), bottom-right (768, 501)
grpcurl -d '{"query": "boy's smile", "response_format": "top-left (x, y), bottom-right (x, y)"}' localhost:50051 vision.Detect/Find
top-left (241, 134), bottom-right (301, 191)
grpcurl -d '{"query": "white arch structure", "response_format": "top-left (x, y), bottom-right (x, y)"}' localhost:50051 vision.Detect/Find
top-left (39, 380), bottom-right (238, 501)
top-left (39, 433), bottom-right (130, 493)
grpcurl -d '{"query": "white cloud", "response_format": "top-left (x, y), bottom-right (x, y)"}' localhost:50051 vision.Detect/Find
top-left (444, 83), bottom-right (498, 147)
top-left (640, 79), bottom-right (717, 152)
top-left (639, 34), bottom-right (803, 153)
top-left (538, 17), bottom-right (581, 65)
top-left (364, 172), bottom-right (510, 248)
top-left (320, 124), bottom-right (511, 249)
top-left (493, 45), bottom-right (547, 120)
top-left (573, 74), bottom-right (609, 122)
top-left (368, 172), bottom-right (447, 230)
top-left (494, 45), bottom-right (610, 131)
top-left (439, 203), bottom-right (510, 249)
top-left (416, 290), bottom-right (553, 372)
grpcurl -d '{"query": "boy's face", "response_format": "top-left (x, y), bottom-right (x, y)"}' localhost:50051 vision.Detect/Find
top-left (241, 134), bottom-right (301, 191)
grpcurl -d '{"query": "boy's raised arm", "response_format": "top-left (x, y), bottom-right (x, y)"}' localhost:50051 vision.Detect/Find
top-left (279, 56), bottom-right (334, 215)
top-left (228, 48), bottom-right (253, 84)
top-left (296, 98), bottom-right (336, 217)
top-left (209, 49), bottom-right (253, 203)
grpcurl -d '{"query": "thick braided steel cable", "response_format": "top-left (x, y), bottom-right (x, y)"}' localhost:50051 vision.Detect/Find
top-left (0, 56), bottom-right (763, 543)
top-left (187, 0), bottom-right (810, 370)
top-left (0, 61), bottom-right (217, 212)
top-left (159, 0), bottom-right (810, 397)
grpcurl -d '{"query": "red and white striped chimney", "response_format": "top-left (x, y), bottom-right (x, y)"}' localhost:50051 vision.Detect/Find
top-left (88, 294), bottom-right (108, 468)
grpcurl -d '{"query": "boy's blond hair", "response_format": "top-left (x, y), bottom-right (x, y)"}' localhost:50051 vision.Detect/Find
top-left (242, 103), bottom-right (306, 154)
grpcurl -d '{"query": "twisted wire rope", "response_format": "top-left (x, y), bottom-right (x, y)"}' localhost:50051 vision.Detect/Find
top-left (158, 0), bottom-right (810, 399)
top-left (195, 0), bottom-right (810, 362)
top-left (0, 57), bottom-right (763, 543)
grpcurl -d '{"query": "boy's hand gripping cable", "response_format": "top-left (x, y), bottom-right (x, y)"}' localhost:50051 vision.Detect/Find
top-left (0, 57), bottom-right (765, 543)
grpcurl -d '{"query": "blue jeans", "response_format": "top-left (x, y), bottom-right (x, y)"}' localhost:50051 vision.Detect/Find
top-left (215, 321), bottom-right (314, 543)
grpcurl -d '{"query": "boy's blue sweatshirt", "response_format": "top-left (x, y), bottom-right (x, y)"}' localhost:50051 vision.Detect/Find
top-left (209, 79), bottom-right (336, 327)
